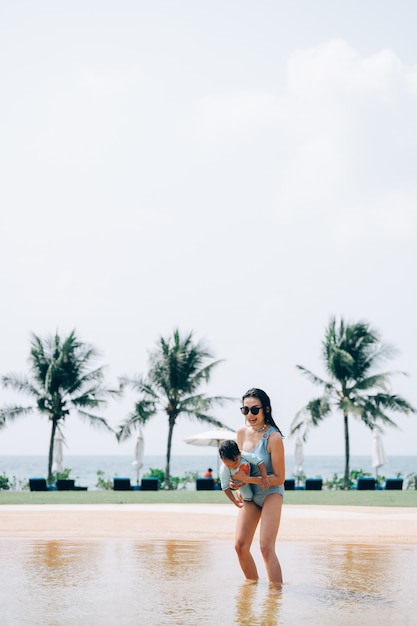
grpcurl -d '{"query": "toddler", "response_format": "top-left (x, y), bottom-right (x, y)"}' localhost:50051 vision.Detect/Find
top-left (219, 439), bottom-right (270, 507)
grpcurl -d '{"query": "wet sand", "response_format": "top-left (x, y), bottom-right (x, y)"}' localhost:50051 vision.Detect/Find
top-left (1, 503), bottom-right (417, 543)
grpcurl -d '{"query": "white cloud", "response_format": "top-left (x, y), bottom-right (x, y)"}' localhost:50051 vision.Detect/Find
top-left (276, 40), bottom-right (417, 242)
top-left (183, 92), bottom-right (281, 146)
top-left (184, 40), bottom-right (417, 245)
top-left (287, 39), bottom-right (406, 98)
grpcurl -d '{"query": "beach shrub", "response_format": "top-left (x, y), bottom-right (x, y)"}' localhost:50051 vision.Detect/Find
top-left (0, 472), bottom-right (10, 490)
top-left (405, 472), bottom-right (417, 490)
top-left (52, 468), bottom-right (73, 484)
top-left (96, 470), bottom-right (113, 490)
top-left (324, 468), bottom-right (373, 490)
top-left (179, 471), bottom-right (199, 489)
top-left (143, 468), bottom-right (165, 488)
top-left (141, 468), bottom-right (198, 490)
top-left (0, 473), bottom-right (27, 491)
top-left (292, 471), bottom-right (306, 487)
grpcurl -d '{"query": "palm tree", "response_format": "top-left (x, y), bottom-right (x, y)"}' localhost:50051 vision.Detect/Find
top-left (291, 318), bottom-right (415, 489)
top-left (117, 328), bottom-right (232, 488)
top-left (1, 330), bottom-right (115, 484)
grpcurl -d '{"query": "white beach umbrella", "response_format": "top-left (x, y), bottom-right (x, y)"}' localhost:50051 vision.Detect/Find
top-left (132, 426), bottom-right (145, 485)
top-left (52, 433), bottom-right (64, 474)
top-left (372, 425), bottom-right (386, 477)
top-left (184, 428), bottom-right (237, 476)
top-left (294, 436), bottom-right (304, 482)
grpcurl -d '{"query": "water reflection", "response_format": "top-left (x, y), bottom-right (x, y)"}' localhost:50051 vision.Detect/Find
top-left (235, 582), bottom-right (282, 626)
top-left (1, 539), bottom-right (416, 625)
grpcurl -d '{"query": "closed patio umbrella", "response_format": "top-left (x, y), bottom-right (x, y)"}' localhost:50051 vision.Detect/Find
top-left (184, 428), bottom-right (236, 476)
top-left (52, 433), bottom-right (64, 474)
top-left (294, 436), bottom-right (304, 486)
top-left (132, 426), bottom-right (145, 485)
top-left (372, 425), bottom-right (386, 478)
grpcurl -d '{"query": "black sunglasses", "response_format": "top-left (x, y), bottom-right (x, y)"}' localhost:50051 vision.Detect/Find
top-left (240, 406), bottom-right (262, 416)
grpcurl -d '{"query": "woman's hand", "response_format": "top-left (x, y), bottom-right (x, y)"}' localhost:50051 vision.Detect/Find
top-left (260, 475), bottom-right (271, 490)
top-left (230, 476), bottom-right (245, 490)
top-left (231, 469), bottom-right (250, 484)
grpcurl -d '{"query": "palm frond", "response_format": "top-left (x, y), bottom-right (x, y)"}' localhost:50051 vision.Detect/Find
top-left (2, 374), bottom-right (40, 397)
top-left (372, 393), bottom-right (415, 414)
top-left (0, 405), bottom-right (34, 424)
top-left (290, 395), bottom-right (332, 436)
top-left (117, 403), bottom-right (156, 441)
top-left (296, 365), bottom-right (331, 388)
top-left (76, 410), bottom-right (113, 431)
top-left (191, 413), bottom-right (228, 428)
top-left (352, 371), bottom-right (407, 392)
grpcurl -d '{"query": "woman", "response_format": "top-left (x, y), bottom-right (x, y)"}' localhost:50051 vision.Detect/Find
top-left (230, 388), bottom-right (285, 585)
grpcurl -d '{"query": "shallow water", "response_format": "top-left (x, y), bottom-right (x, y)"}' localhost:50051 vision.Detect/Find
top-left (1, 539), bottom-right (416, 625)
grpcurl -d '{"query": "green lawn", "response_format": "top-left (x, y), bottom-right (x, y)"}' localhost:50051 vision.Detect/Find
top-left (1, 489), bottom-right (416, 507)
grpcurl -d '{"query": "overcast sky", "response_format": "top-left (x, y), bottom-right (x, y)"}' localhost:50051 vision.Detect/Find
top-left (1, 1), bottom-right (417, 463)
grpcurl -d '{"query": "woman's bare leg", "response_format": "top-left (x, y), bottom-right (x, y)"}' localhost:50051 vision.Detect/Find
top-left (235, 501), bottom-right (262, 581)
top-left (259, 494), bottom-right (283, 584)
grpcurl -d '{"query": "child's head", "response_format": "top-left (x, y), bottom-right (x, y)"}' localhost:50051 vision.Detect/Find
top-left (219, 440), bottom-right (241, 470)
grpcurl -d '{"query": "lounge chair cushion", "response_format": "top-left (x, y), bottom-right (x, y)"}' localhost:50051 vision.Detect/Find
top-left (357, 477), bottom-right (376, 490)
top-left (385, 478), bottom-right (403, 490)
top-left (56, 479), bottom-right (75, 490)
top-left (29, 478), bottom-right (48, 491)
top-left (284, 478), bottom-right (295, 490)
top-left (113, 478), bottom-right (132, 491)
top-left (305, 478), bottom-right (323, 490)
top-left (140, 478), bottom-right (159, 491)
top-left (196, 477), bottom-right (215, 491)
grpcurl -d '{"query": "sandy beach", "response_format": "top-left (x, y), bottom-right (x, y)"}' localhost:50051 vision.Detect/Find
top-left (1, 503), bottom-right (417, 544)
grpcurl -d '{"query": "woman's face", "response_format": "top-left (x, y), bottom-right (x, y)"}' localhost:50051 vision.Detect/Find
top-left (243, 396), bottom-right (265, 429)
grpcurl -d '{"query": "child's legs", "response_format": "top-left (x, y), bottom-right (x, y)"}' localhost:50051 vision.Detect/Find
top-left (238, 484), bottom-right (253, 501)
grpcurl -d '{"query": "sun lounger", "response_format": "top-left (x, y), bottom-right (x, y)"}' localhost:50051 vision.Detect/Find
top-left (113, 477), bottom-right (133, 491)
top-left (140, 478), bottom-right (159, 491)
top-left (384, 478), bottom-right (403, 490)
top-left (29, 478), bottom-right (56, 491)
top-left (196, 477), bottom-right (215, 491)
top-left (55, 479), bottom-right (88, 491)
top-left (305, 478), bottom-right (323, 490)
top-left (56, 479), bottom-right (76, 490)
top-left (284, 478), bottom-right (295, 490)
top-left (356, 477), bottom-right (376, 490)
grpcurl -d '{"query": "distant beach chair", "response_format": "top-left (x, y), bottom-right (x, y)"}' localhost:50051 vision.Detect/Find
top-left (305, 478), bottom-right (323, 491)
top-left (56, 479), bottom-right (75, 490)
top-left (29, 478), bottom-right (56, 491)
top-left (140, 478), bottom-right (159, 491)
top-left (284, 478), bottom-right (295, 490)
top-left (56, 479), bottom-right (88, 491)
top-left (196, 477), bottom-right (215, 491)
top-left (384, 478), bottom-right (403, 490)
top-left (356, 477), bottom-right (376, 490)
top-left (113, 477), bottom-right (133, 491)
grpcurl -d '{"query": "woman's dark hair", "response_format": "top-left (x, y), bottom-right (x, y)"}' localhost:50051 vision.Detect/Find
top-left (242, 388), bottom-right (284, 437)
top-left (219, 439), bottom-right (240, 461)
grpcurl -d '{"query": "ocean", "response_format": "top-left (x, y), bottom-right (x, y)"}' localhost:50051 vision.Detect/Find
top-left (1, 454), bottom-right (416, 490)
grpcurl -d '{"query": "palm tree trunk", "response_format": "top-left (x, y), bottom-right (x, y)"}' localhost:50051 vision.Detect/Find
top-left (164, 417), bottom-right (175, 489)
top-left (47, 418), bottom-right (58, 485)
top-left (343, 412), bottom-right (350, 490)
